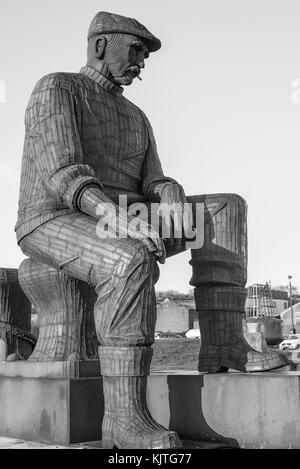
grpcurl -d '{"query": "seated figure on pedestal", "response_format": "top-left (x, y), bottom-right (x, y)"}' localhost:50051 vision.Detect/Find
top-left (15, 11), bottom-right (288, 449)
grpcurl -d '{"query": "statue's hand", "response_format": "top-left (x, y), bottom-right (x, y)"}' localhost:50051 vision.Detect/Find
top-left (124, 216), bottom-right (166, 265)
top-left (95, 202), bottom-right (166, 264)
top-left (155, 182), bottom-right (192, 249)
top-left (108, 207), bottom-right (165, 264)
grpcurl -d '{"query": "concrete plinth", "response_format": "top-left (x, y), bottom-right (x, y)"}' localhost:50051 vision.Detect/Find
top-left (148, 371), bottom-right (300, 449)
top-left (0, 364), bottom-right (300, 448)
top-left (0, 361), bottom-right (103, 445)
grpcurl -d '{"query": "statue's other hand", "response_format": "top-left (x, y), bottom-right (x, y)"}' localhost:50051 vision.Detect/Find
top-left (156, 182), bottom-right (191, 249)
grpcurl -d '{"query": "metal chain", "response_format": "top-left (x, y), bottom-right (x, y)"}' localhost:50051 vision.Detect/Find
top-left (0, 319), bottom-right (36, 345)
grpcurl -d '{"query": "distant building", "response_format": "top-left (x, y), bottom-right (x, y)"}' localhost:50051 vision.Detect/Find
top-left (156, 287), bottom-right (296, 335)
top-left (280, 302), bottom-right (300, 336)
top-left (245, 286), bottom-right (290, 318)
top-left (271, 290), bottom-right (289, 316)
top-left (156, 298), bottom-right (198, 333)
top-left (245, 284), bottom-right (276, 318)
top-left (292, 294), bottom-right (300, 304)
top-left (156, 298), bottom-right (188, 333)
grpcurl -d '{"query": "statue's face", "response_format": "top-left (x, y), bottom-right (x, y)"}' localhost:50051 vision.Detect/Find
top-left (104, 34), bottom-right (149, 86)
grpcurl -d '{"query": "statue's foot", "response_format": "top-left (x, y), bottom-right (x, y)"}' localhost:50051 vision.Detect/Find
top-left (198, 343), bottom-right (289, 373)
top-left (101, 413), bottom-right (181, 449)
top-left (195, 304), bottom-right (289, 373)
top-left (99, 347), bottom-right (182, 449)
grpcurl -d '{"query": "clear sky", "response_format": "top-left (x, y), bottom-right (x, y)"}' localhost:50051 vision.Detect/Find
top-left (0, 0), bottom-right (299, 293)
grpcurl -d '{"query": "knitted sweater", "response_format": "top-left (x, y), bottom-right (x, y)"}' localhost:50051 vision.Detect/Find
top-left (15, 66), bottom-right (173, 243)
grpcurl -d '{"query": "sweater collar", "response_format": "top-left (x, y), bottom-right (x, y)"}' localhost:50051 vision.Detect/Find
top-left (79, 65), bottom-right (124, 96)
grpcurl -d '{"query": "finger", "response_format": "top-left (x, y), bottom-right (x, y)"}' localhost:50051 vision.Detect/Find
top-left (147, 226), bottom-right (165, 255)
top-left (149, 232), bottom-right (163, 254)
top-left (139, 236), bottom-right (158, 253)
top-left (183, 204), bottom-right (193, 232)
top-left (144, 239), bottom-right (158, 253)
top-left (173, 205), bottom-right (184, 232)
top-left (155, 240), bottom-right (166, 264)
top-left (172, 209), bottom-right (184, 251)
top-left (169, 218), bottom-right (174, 248)
top-left (157, 205), bottom-right (172, 229)
top-left (143, 234), bottom-right (165, 262)
top-left (134, 223), bottom-right (163, 254)
top-left (174, 235), bottom-right (184, 251)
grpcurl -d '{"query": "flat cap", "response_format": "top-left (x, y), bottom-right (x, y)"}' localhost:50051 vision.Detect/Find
top-left (88, 11), bottom-right (161, 52)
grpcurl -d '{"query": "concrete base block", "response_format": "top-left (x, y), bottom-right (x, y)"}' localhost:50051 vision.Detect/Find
top-left (147, 371), bottom-right (300, 449)
top-left (0, 364), bottom-right (300, 448)
top-left (0, 361), bottom-right (103, 445)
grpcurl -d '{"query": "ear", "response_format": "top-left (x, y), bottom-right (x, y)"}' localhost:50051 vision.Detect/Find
top-left (95, 37), bottom-right (107, 59)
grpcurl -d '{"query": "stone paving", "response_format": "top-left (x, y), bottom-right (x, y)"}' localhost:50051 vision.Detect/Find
top-left (0, 437), bottom-right (230, 450)
top-left (0, 438), bottom-right (106, 449)
top-left (0, 437), bottom-right (70, 449)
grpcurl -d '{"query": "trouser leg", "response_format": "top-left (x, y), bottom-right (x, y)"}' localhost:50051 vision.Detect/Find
top-left (18, 258), bottom-right (98, 361)
top-left (99, 345), bottom-right (180, 449)
top-left (91, 238), bottom-right (158, 347)
top-left (89, 239), bottom-right (179, 448)
top-left (19, 215), bottom-right (157, 347)
top-left (20, 213), bottom-right (181, 448)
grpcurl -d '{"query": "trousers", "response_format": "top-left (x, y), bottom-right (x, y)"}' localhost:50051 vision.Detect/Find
top-left (19, 193), bottom-right (247, 347)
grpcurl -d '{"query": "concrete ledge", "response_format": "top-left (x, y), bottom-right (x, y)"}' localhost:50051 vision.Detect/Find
top-left (0, 363), bottom-right (299, 448)
top-left (0, 360), bottom-right (100, 378)
top-left (148, 371), bottom-right (300, 449)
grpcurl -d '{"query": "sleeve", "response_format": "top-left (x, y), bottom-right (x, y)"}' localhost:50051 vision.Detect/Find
top-left (26, 76), bottom-right (103, 211)
top-left (140, 112), bottom-right (176, 201)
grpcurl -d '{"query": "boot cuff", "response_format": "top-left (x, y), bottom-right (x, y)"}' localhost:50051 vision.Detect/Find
top-left (99, 346), bottom-right (153, 376)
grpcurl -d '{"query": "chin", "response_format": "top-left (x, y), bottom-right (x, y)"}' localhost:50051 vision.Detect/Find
top-left (114, 72), bottom-right (135, 86)
top-left (116, 77), bottom-right (134, 86)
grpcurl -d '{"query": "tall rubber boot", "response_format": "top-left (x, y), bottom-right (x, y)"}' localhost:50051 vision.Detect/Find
top-left (99, 346), bottom-right (181, 449)
top-left (195, 286), bottom-right (288, 372)
top-left (189, 193), bottom-right (288, 372)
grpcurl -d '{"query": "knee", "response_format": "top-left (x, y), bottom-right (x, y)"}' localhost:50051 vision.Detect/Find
top-left (187, 193), bottom-right (247, 211)
top-left (225, 193), bottom-right (247, 211)
top-left (118, 239), bottom-right (154, 270)
top-left (207, 193), bottom-right (248, 219)
top-left (90, 239), bottom-right (156, 287)
top-left (206, 193), bottom-right (247, 210)
top-left (18, 258), bottom-right (37, 285)
top-left (18, 259), bottom-right (58, 301)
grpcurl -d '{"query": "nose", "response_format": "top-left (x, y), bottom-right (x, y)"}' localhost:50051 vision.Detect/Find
top-left (136, 50), bottom-right (146, 69)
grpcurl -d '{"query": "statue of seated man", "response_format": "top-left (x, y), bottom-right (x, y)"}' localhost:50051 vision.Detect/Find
top-left (15, 11), bottom-right (287, 449)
